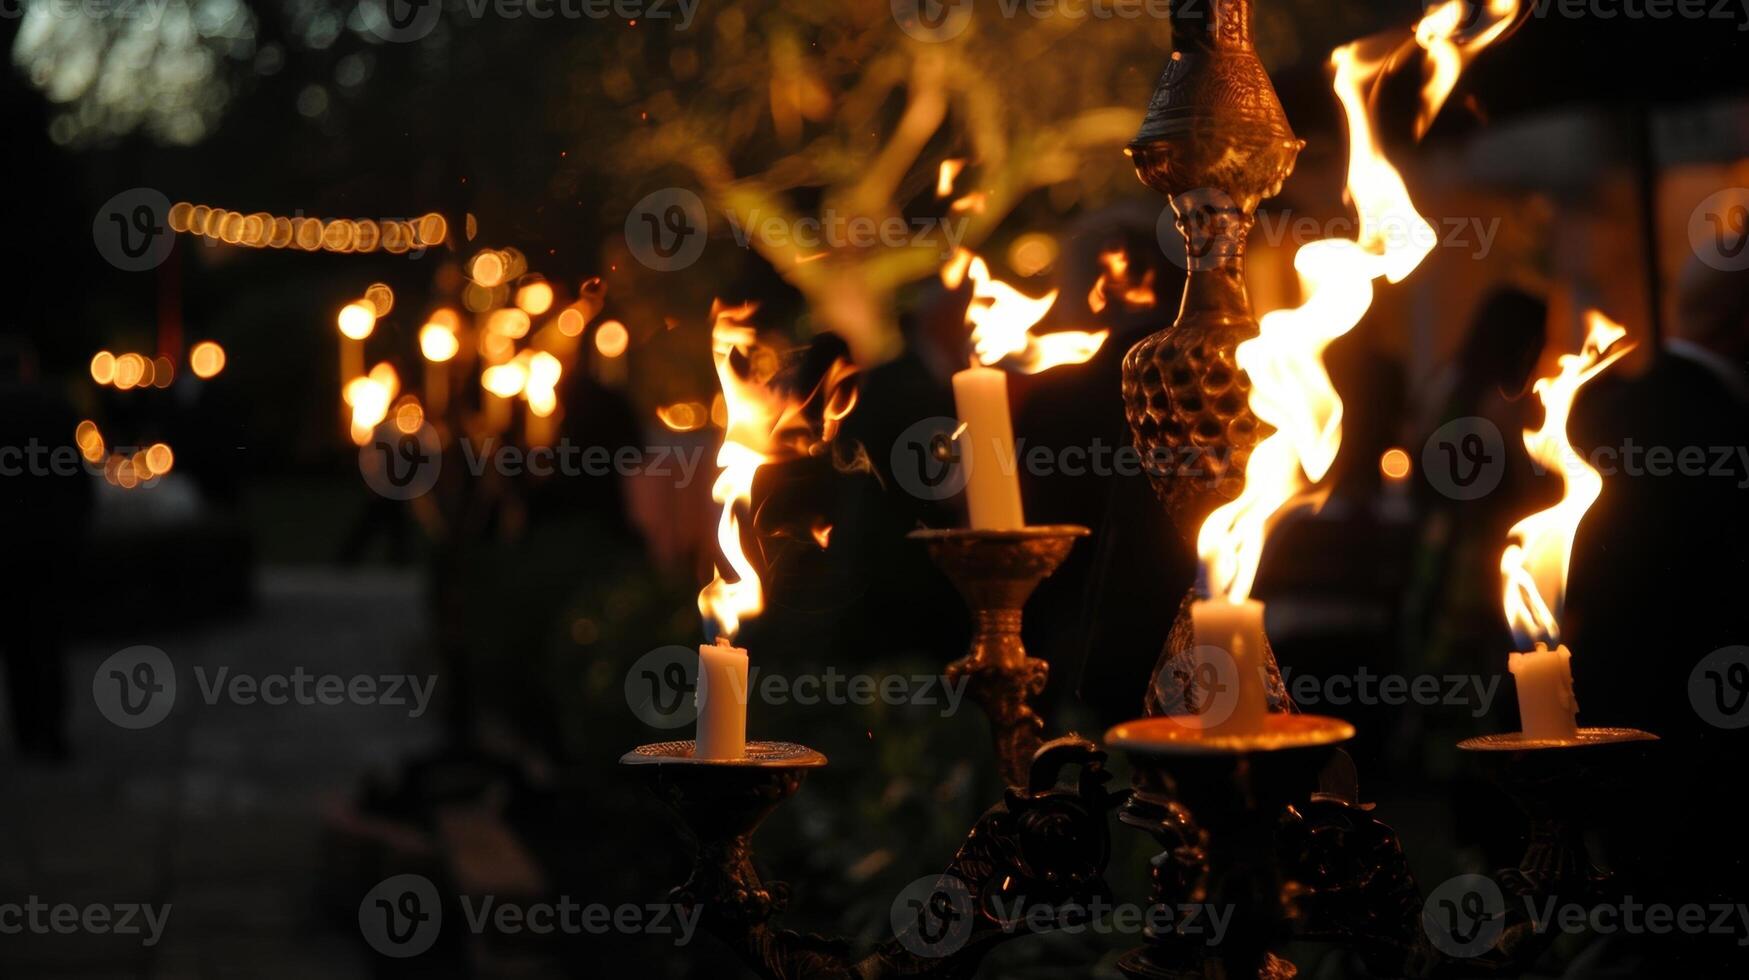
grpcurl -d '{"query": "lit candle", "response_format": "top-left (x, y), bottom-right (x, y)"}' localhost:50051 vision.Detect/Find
top-left (695, 636), bottom-right (749, 759)
top-left (951, 362), bottom-right (1024, 530)
top-left (1189, 592), bottom-right (1270, 733)
top-left (1509, 643), bottom-right (1578, 740)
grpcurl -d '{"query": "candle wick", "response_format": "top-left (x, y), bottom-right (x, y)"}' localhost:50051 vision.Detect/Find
top-left (715, 635), bottom-right (734, 648)
top-left (968, 354), bottom-right (979, 371)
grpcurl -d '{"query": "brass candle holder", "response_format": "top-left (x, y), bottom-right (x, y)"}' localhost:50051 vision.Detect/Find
top-left (1106, 714), bottom-right (1355, 980)
top-left (1452, 727), bottom-right (1660, 964)
top-left (622, 737), bottom-right (1120, 980)
top-left (909, 525), bottom-right (1090, 787)
top-left (620, 740), bottom-right (829, 926)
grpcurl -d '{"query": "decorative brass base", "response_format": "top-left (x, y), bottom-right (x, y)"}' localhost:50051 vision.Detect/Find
top-left (620, 740), bottom-right (828, 925)
top-left (1107, 715), bottom-right (1354, 980)
top-left (910, 525), bottom-right (1089, 787)
top-left (623, 737), bottom-right (1121, 980)
top-left (1454, 727), bottom-right (1661, 968)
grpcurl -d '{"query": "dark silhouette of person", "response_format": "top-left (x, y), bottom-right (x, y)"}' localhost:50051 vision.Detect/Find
top-left (0, 338), bottom-right (94, 760)
top-left (1565, 257), bottom-right (1749, 971)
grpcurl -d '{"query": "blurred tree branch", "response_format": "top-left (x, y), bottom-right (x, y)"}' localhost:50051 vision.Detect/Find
top-left (591, 1), bottom-right (1168, 363)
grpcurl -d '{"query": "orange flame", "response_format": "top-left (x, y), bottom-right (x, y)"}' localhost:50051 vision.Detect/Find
top-left (1500, 311), bottom-right (1630, 649)
top-left (1413, 0), bottom-right (1521, 138)
top-left (942, 248), bottom-right (1108, 374)
top-left (1088, 248), bottom-right (1157, 314)
top-left (811, 520), bottom-right (833, 549)
top-left (936, 159), bottom-right (966, 198)
top-left (697, 302), bottom-right (859, 638)
top-left (1197, 2), bottom-right (1518, 602)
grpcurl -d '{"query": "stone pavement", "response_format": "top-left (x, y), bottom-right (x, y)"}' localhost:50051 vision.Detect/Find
top-left (0, 566), bottom-right (438, 978)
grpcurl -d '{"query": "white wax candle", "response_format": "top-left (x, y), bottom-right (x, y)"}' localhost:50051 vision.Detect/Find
top-left (951, 364), bottom-right (1024, 530)
top-left (695, 638), bottom-right (750, 759)
top-left (1509, 643), bottom-right (1578, 741)
top-left (1189, 597), bottom-right (1270, 733)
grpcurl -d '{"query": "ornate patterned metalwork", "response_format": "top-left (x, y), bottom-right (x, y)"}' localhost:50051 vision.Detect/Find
top-left (1106, 715), bottom-right (1352, 980)
top-left (1122, 0), bottom-right (1303, 531)
top-left (622, 737), bottom-right (1120, 980)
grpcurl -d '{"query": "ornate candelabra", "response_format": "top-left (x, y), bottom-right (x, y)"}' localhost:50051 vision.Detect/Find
top-left (623, 4), bottom-right (1674, 980)
top-left (621, 737), bottom-right (1120, 980)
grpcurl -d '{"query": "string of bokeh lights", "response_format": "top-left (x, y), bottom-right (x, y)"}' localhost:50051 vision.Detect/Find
top-left (93, 202), bottom-right (653, 490)
top-left (166, 202), bottom-right (450, 253)
top-left (79, 341), bottom-right (227, 489)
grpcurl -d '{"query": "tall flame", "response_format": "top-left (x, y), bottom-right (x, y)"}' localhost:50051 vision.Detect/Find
top-left (941, 248), bottom-right (1109, 374)
top-left (1197, 2), bottom-right (1519, 602)
top-left (1500, 311), bottom-right (1631, 649)
top-left (697, 301), bottom-right (859, 639)
top-left (1413, 0), bottom-right (1522, 138)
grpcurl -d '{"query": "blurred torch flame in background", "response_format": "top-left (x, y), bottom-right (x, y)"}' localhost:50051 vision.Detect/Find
top-left (941, 248), bottom-right (1108, 374)
top-left (1197, 0), bottom-right (1521, 603)
top-left (697, 301), bottom-right (859, 639)
top-left (1500, 311), bottom-right (1630, 649)
top-left (1414, 0), bottom-right (1523, 138)
top-left (344, 362), bottom-right (399, 445)
top-left (1087, 248), bottom-right (1156, 314)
